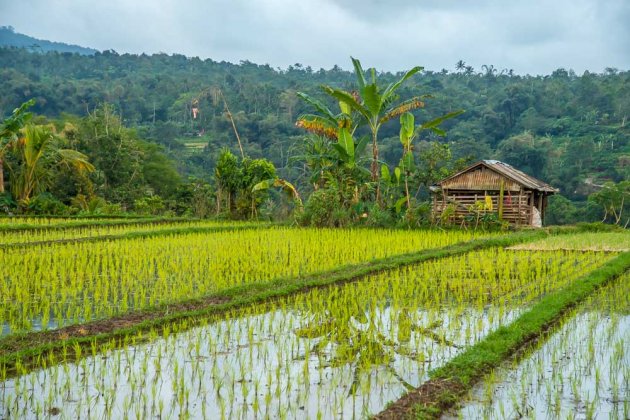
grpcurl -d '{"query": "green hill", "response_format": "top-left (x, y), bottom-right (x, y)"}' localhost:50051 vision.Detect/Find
top-left (0, 26), bottom-right (97, 55)
top-left (0, 30), bottom-right (627, 213)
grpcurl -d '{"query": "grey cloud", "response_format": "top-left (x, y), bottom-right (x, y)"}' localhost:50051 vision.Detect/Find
top-left (0, 0), bottom-right (628, 75)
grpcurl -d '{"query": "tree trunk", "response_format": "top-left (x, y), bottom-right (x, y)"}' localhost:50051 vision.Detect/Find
top-left (0, 157), bottom-right (4, 194)
top-left (404, 173), bottom-right (411, 210)
top-left (216, 186), bottom-right (222, 214)
top-left (371, 131), bottom-right (381, 204)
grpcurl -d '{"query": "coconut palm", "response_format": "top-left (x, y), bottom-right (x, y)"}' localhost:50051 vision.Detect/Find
top-left (8, 123), bottom-right (94, 207)
top-left (0, 99), bottom-right (34, 193)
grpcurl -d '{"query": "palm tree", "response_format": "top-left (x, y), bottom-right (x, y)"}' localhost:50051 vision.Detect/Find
top-left (0, 100), bottom-right (34, 193)
top-left (298, 57), bottom-right (425, 202)
top-left (482, 64), bottom-right (497, 78)
top-left (8, 123), bottom-right (94, 207)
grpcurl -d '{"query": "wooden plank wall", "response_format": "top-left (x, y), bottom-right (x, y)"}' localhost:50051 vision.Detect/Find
top-left (432, 192), bottom-right (532, 226)
top-left (441, 167), bottom-right (522, 191)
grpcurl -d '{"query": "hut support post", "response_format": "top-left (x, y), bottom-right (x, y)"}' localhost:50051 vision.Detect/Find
top-left (517, 189), bottom-right (522, 227)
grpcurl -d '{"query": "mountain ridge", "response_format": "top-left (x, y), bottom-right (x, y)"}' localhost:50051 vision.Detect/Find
top-left (0, 25), bottom-right (97, 55)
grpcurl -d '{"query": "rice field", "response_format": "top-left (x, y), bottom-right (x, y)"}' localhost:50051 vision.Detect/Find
top-left (509, 231), bottom-right (630, 252)
top-left (0, 226), bottom-right (491, 334)
top-left (0, 219), bottom-right (260, 246)
top-left (0, 248), bottom-right (611, 419)
top-left (454, 271), bottom-right (630, 420)
top-left (0, 217), bottom-right (151, 227)
top-left (0, 220), bottom-right (626, 419)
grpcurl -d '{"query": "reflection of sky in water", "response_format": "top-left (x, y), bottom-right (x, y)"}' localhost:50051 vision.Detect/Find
top-left (1, 299), bottom-right (526, 418)
top-left (1, 228), bottom-right (488, 337)
top-left (454, 281), bottom-right (630, 420)
top-left (0, 250), bottom-right (607, 419)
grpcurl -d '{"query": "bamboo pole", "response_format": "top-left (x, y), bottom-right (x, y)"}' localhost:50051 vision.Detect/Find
top-left (218, 89), bottom-right (245, 159)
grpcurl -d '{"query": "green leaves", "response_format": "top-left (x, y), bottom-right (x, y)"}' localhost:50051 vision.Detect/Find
top-left (361, 84), bottom-right (381, 116)
top-left (398, 113), bottom-right (416, 173)
top-left (399, 112), bottom-right (414, 148)
top-left (381, 164), bottom-right (391, 182)
top-left (382, 66), bottom-right (423, 101)
top-left (395, 196), bottom-right (407, 213)
top-left (401, 151), bottom-right (415, 172)
top-left (337, 127), bottom-right (355, 160)
top-left (57, 149), bottom-right (95, 173)
top-left (351, 56), bottom-right (367, 90)
top-left (322, 86), bottom-right (371, 122)
top-left (252, 179), bottom-right (273, 192)
top-left (296, 92), bottom-right (337, 125)
top-left (416, 110), bottom-right (465, 137)
top-left (0, 99), bottom-right (35, 144)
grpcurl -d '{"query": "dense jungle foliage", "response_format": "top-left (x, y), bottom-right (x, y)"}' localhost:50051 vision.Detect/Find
top-left (0, 39), bottom-right (628, 226)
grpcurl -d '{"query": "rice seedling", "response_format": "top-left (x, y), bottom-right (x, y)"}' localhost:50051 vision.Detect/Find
top-left (0, 227), bottom-right (494, 334)
top-left (509, 231), bottom-right (630, 252)
top-left (0, 248), bottom-right (610, 418)
top-left (456, 271), bottom-right (630, 420)
top-left (0, 217), bottom-right (136, 226)
top-left (0, 219), bottom-right (259, 246)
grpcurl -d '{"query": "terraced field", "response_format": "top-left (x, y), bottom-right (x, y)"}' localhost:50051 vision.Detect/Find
top-left (0, 220), bottom-right (627, 419)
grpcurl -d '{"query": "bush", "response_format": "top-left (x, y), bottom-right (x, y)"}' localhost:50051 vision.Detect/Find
top-left (28, 193), bottom-right (71, 215)
top-left (299, 189), bottom-right (352, 227)
top-left (0, 192), bottom-right (16, 215)
top-left (362, 204), bottom-right (395, 228)
top-left (133, 195), bottom-right (166, 216)
top-left (397, 201), bottom-right (433, 228)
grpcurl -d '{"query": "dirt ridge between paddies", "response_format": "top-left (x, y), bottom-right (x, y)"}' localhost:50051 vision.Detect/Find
top-left (373, 249), bottom-right (630, 420)
top-left (0, 229), bottom-right (556, 377)
top-left (0, 222), bottom-right (275, 249)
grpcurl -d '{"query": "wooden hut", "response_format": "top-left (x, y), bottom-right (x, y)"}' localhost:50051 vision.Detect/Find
top-left (431, 160), bottom-right (558, 227)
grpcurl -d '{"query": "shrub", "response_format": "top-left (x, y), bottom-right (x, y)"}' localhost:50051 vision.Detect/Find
top-left (27, 193), bottom-right (70, 215)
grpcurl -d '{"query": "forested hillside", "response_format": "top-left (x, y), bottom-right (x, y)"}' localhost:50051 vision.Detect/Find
top-left (0, 26), bottom-right (97, 55)
top-left (1, 45), bottom-right (628, 223)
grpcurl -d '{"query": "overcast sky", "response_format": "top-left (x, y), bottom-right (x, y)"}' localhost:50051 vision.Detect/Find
top-left (2, 0), bottom-right (629, 75)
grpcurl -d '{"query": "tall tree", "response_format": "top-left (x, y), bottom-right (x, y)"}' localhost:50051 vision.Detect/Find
top-left (0, 99), bottom-right (34, 193)
top-left (323, 58), bottom-right (424, 200)
top-left (8, 123), bottom-right (94, 207)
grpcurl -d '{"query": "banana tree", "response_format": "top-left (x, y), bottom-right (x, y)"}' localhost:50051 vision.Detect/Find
top-left (395, 110), bottom-right (464, 211)
top-left (321, 57), bottom-right (425, 202)
top-left (294, 93), bottom-right (370, 195)
top-left (333, 126), bottom-right (370, 170)
top-left (252, 177), bottom-right (303, 208)
top-left (295, 91), bottom-right (355, 141)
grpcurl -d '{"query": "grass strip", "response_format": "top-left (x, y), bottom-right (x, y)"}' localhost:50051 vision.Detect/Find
top-left (0, 229), bottom-right (555, 376)
top-left (374, 249), bottom-right (630, 420)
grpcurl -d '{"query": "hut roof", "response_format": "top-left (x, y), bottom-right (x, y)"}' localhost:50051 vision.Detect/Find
top-left (435, 160), bottom-right (558, 193)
